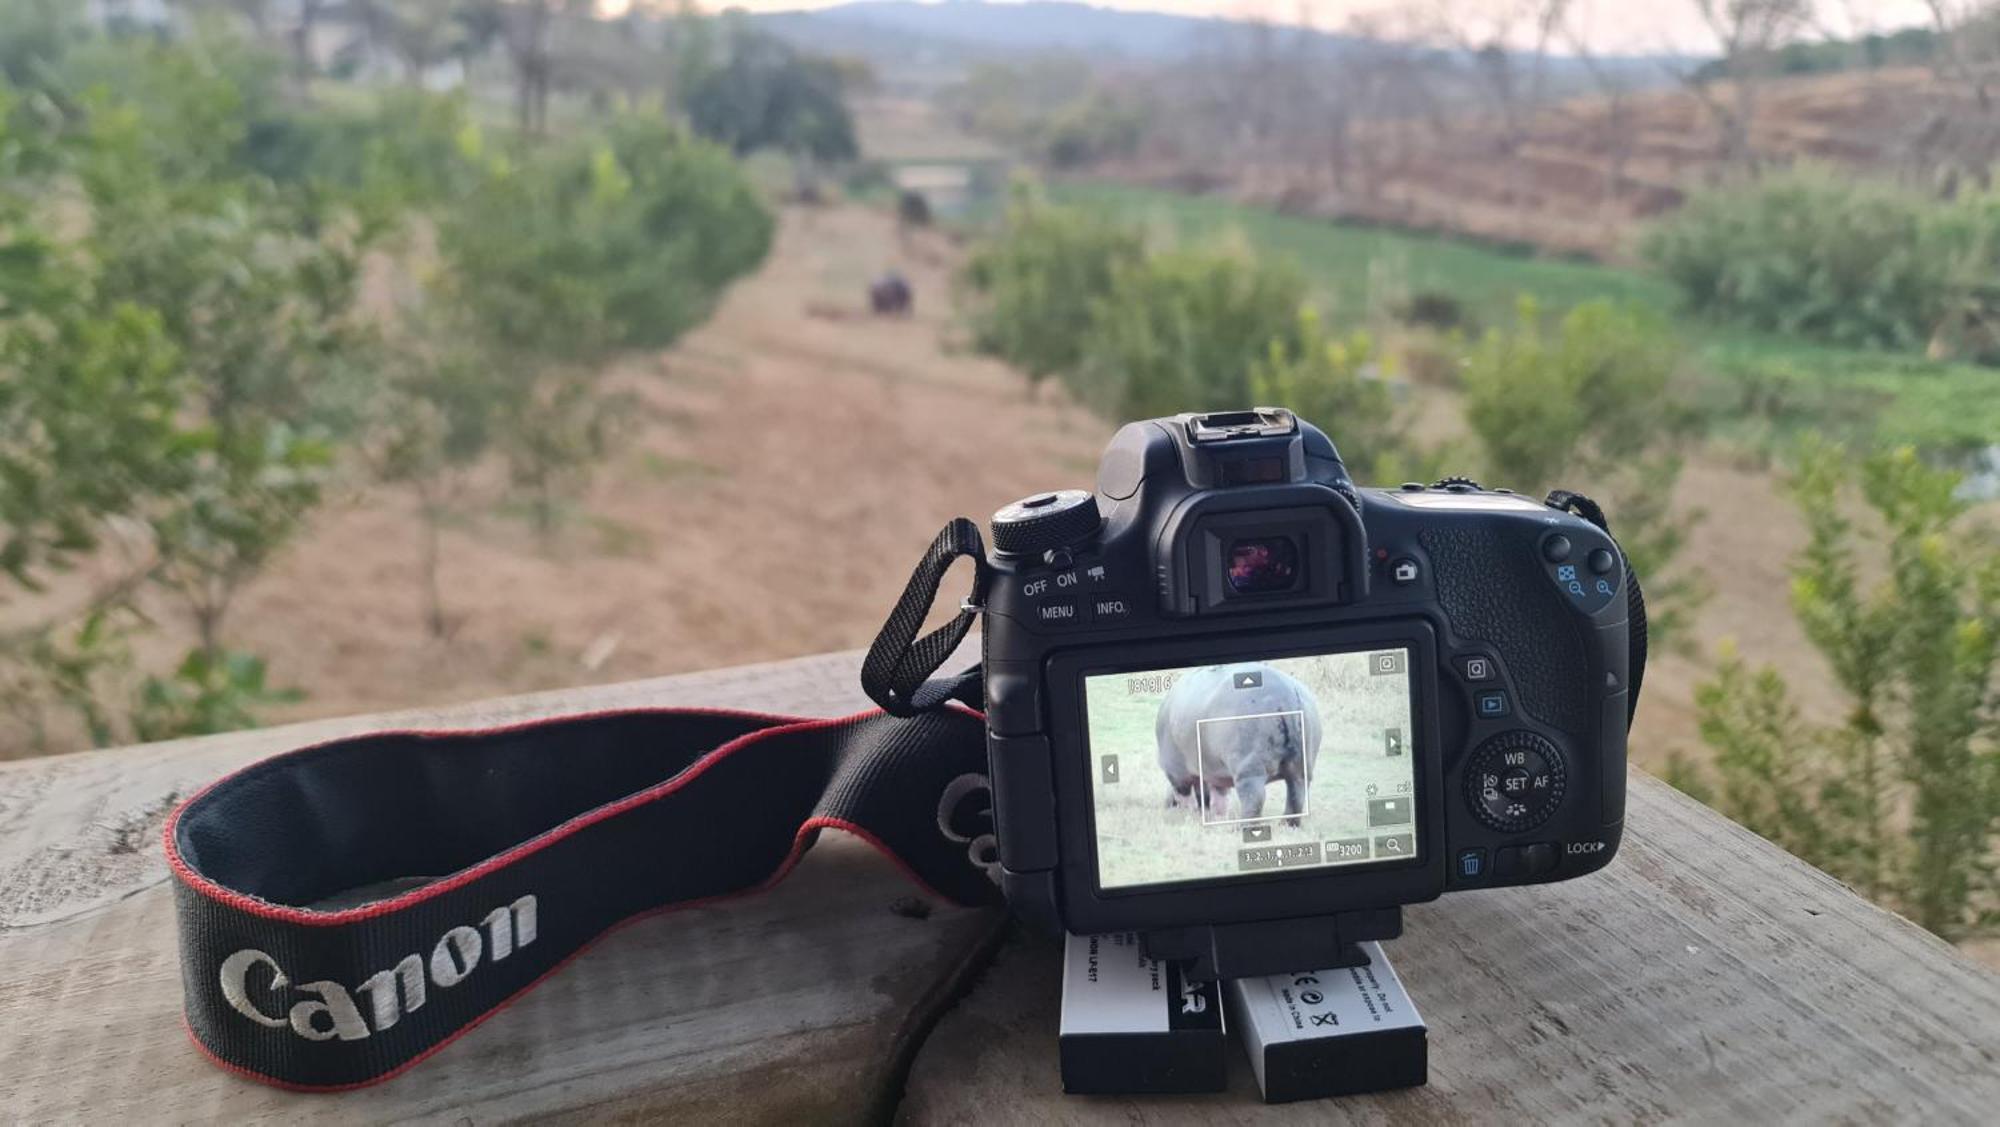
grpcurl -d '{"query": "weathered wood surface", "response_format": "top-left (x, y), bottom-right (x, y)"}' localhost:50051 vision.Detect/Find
top-left (903, 776), bottom-right (2000, 1125)
top-left (6, 648), bottom-right (2000, 1125)
top-left (0, 650), bottom-right (1004, 1124)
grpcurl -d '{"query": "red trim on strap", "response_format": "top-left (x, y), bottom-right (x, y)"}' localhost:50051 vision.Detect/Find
top-left (161, 706), bottom-right (869, 926)
top-left (178, 814), bottom-right (969, 1092)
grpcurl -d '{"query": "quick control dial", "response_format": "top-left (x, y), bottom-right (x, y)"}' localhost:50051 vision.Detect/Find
top-left (1465, 730), bottom-right (1567, 833)
top-left (991, 490), bottom-right (1101, 556)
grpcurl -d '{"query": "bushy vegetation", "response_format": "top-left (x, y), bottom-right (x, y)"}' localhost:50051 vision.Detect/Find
top-left (1645, 168), bottom-right (2000, 363)
top-left (941, 59), bottom-right (1149, 170)
top-left (1057, 180), bottom-right (2000, 457)
top-left (961, 191), bottom-right (1145, 391)
top-left (1080, 242), bottom-right (1307, 420)
top-left (0, 13), bottom-right (775, 753)
top-left (682, 19), bottom-right (860, 168)
top-left (1248, 309), bottom-right (1404, 480)
top-left (1458, 300), bottom-right (1705, 648)
top-left (963, 191), bottom-right (1395, 435)
top-left (1669, 447), bottom-right (1999, 940)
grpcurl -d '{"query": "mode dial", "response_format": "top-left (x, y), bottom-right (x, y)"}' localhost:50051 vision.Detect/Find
top-left (991, 490), bottom-right (1101, 556)
top-left (1464, 730), bottom-right (1567, 833)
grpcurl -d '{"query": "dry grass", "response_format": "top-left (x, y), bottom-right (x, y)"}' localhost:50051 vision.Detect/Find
top-left (1112, 66), bottom-right (1963, 261)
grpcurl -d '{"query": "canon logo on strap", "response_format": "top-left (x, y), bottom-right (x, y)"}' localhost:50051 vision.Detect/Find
top-left (219, 895), bottom-right (538, 1042)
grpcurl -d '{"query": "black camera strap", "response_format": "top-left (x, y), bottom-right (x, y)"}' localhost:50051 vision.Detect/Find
top-left (860, 516), bottom-right (992, 716)
top-left (166, 703), bottom-right (997, 1090)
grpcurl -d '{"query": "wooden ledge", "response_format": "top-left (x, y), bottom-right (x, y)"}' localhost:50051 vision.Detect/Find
top-left (3, 649), bottom-right (1998, 1123)
top-left (906, 774), bottom-right (2000, 1122)
top-left (0, 650), bottom-right (1004, 1123)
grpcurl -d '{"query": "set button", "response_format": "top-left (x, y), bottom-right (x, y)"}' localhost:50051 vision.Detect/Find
top-left (1465, 731), bottom-right (1567, 833)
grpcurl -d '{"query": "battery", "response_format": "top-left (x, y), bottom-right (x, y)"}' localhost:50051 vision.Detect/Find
top-left (1058, 932), bottom-right (1228, 1095)
top-left (1226, 940), bottom-right (1428, 1103)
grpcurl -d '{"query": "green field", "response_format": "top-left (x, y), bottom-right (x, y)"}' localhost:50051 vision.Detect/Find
top-left (1042, 182), bottom-right (2000, 460)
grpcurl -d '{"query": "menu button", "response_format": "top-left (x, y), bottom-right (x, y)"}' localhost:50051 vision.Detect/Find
top-left (1035, 600), bottom-right (1082, 626)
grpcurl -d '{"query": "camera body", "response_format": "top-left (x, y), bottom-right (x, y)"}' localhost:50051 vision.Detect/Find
top-left (981, 409), bottom-right (1632, 979)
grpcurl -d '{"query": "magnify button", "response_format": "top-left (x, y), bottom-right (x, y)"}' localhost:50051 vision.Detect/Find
top-left (1373, 832), bottom-right (1414, 857)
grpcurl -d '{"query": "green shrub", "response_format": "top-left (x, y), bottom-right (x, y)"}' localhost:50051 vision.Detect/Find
top-left (1077, 242), bottom-right (1307, 421)
top-left (441, 116), bottom-right (772, 364)
top-left (1674, 445), bottom-right (2000, 939)
top-left (961, 188), bottom-right (1145, 391)
top-left (1922, 184), bottom-right (2000, 363)
top-left (435, 116), bottom-right (770, 538)
top-left (1248, 308), bottom-right (1403, 477)
top-left (1640, 165), bottom-right (2000, 361)
top-left (1643, 168), bottom-right (1944, 353)
top-left (1461, 299), bottom-right (1706, 647)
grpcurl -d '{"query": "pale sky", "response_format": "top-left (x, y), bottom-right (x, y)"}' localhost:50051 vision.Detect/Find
top-left (601, 1), bottom-right (1943, 55)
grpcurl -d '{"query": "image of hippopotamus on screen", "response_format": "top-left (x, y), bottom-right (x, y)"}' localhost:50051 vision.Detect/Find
top-left (1155, 663), bottom-right (1323, 825)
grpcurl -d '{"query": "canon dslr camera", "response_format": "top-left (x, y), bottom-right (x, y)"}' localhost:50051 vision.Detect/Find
top-left (979, 408), bottom-right (1639, 979)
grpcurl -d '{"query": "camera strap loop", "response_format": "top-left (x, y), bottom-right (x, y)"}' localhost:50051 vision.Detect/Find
top-left (861, 516), bottom-right (991, 717)
top-left (1546, 489), bottom-right (1648, 724)
top-left (165, 702), bottom-right (996, 1091)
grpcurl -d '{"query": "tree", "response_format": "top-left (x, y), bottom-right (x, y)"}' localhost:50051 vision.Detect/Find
top-left (1077, 242), bottom-right (1308, 422)
top-left (0, 0), bottom-right (87, 92)
top-left (434, 115), bottom-right (771, 538)
top-left (459, 0), bottom-right (570, 135)
top-left (352, 0), bottom-right (468, 86)
top-left (960, 188), bottom-right (1146, 393)
top-left (1248, 308), bottom-right (1406, 479)
top-left (76, 54), bottom-right (365, 659)
top-left (1672, 445), bottom-right (2000, 939)
top-left (1460, 300), bottom-right (1706, 647)
top-left (684, 22), bottom-right (858, 166)
top-left (1671, 0), bottom-right (1815, 166)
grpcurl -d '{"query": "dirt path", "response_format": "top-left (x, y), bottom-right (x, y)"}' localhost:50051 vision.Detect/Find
top-left (175, 206), bottom-right (1107, 725)
top-left (8, 202), bottom-right (1822, 782)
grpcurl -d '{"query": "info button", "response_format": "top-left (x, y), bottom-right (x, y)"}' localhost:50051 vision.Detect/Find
top-left (1089, 595), bottom-right (1134, 624)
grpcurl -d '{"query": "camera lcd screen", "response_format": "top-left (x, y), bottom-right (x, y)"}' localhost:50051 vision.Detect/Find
top-left (1082, 647), bottom-right (1420, 891)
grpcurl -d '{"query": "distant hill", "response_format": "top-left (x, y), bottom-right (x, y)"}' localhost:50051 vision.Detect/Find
top-left (753, 1), bottom-right (1365, 62)
top-left (754, 1), bottom-right (1690, 78)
